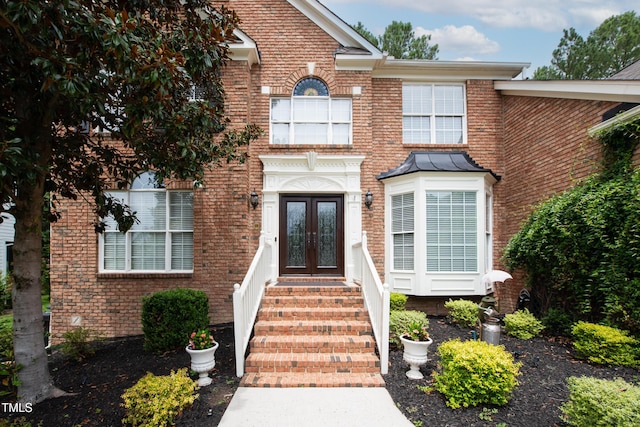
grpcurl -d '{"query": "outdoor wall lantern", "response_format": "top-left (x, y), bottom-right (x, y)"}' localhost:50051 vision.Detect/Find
top-left (364, 190), bottom-right (373, 209)
top-left (250, 190), bottom-right (259, 209)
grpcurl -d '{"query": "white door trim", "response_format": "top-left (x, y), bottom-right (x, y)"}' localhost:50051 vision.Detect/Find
top-left (260, 152), bottom-right (365, 281)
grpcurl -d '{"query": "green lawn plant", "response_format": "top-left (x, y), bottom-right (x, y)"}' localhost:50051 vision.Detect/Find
top-left (389, 310), bottom-right (428, 347)
top-left (444, 299), bottom-right (478, 328)
top-left (60, 327), bottom-right (103, 362)
top-left (121, 368), bottom-right (198, 427)
top-left (434, 339), bottom-right (522, 409)
top-left (503, 309), bottom-right (544, 339)
top-left (560, 376), bottom-right (640, 427)
top-left (571, 322), bottom-right (639, 368)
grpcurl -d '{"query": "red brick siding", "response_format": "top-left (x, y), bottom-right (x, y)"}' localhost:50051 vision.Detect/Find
top-left (49, 0), bottom-right (634, 341)
top-left (499, 95), bottom-right (618, 311)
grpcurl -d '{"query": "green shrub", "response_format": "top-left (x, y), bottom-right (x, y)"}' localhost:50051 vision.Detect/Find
top-left (389, 310), bottom-right (428, 347)
top-left (560, 376), bottom-right (640, 427)
top-left (0, 274), bottom-right (12, 311)
top-left (389, 293), bottom-right (408, 311)
top-left (571, 322), bottom-right (639, 368)
top-left (444, 299), bottom-right (478, 328)
top-left (0, 417), bottom-right (40, 427)
top-left (0, 321), bottom-right (12, 359)
top-left (504, 309), bottom-right (544, 339)
top-left (141, 288), bottom-right (209, 353)
top-left (433, 339), bottom-right (522, 409)
top-left (121, 368), bottom-right (198, 427)
top-left (502, 170), bottom-right (640, 335)
top-left (60, 327), bottom-right (103, 362)
top-left (542, 308), bottom-right (573, 336)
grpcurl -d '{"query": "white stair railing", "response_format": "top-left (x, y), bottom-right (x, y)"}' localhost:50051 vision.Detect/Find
top-left (353, 231), bottom-right (390, 375)
top-left (233, 232), bottom-right (274, 377)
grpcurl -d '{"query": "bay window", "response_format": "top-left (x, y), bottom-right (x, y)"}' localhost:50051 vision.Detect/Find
top-left (381, 152), bottom-right (498, 296)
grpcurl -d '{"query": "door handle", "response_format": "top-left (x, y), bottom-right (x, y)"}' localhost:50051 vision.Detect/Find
top-left (312, 232), bottom-right (317, 249)
top-left (306, 232), bottom-right (311, 249)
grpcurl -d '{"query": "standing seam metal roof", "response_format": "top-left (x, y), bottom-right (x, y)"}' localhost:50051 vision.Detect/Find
top-left (376, 151), bottom-right (500, 181)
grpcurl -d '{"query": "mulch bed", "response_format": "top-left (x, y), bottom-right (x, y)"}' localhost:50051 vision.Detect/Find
top-left (8, 318), bottom-right (639, 427)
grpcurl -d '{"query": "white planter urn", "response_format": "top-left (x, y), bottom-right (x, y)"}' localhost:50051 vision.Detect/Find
top-left (186, 342), bottom-right (219, 387)
top-left (400, 335), bottom-right (432, 380)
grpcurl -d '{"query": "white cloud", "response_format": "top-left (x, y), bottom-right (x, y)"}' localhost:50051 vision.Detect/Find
top-left (326, 0), bottom-right (636, 32)
top-left (417, 25), bottom-right (501, 58)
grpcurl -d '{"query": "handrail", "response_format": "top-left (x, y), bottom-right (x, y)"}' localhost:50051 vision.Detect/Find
top-left (233, 232), bottom-right (274, 377)
top-left (353, 231), bottom-right (390, 375)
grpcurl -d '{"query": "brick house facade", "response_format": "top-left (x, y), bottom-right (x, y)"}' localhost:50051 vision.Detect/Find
top-left (49, 0), bottom-right (640, 341)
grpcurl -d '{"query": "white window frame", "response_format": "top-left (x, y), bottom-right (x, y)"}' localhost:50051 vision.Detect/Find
top-left (391, 193), bottom-right (415, 271)
top-left (270, 80), bottom-right (352, 145)
top-left (99, 174), bottom-right (194, 273)
top-left (384, 173), bottom-right (494, 296)
top-left (402, 83), bottom-right (467, 144)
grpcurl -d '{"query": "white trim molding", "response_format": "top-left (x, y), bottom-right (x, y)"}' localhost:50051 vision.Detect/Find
top-left (494, 80), bottom-right (640, 103)
top-left (260, 153), bottom-right (365, 281)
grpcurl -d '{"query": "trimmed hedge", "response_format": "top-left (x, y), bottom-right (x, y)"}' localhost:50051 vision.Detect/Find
top-left (434, 339), bottom-right (522, 408)
top-left (560, 376), bottom-right (640, 427)
top-left (141, 288), bottom-right (209, 353)
top-left (571, 322), bottom-right (639, 368)
top-left (504, 309), bottom-right (544, 339)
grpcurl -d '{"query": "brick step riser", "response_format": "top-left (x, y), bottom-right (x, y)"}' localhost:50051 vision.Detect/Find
top-left (245, 360), bottom-right (380, 374)
top-left (249, 338), bottom-right (375, 353)
top-left (254, 322), bottom-right (373, 336)
top-left (240, 373), bottom-right (385, 388)
top-left (261, 297), bottom-right (365, 308)
top-left (257, 310), bottom-right (368, 322)
top-left (265, 287), bottom-right (361, 297)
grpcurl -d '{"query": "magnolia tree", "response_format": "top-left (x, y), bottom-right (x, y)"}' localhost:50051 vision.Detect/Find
top-left (0, 0), bottom-right (260, 403)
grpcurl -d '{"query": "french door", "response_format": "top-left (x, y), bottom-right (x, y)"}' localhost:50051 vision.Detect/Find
top-left (279, 195), bottom-right (344, 276)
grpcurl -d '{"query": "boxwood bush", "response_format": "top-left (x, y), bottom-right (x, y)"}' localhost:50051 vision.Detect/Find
top-left (389, 310), bottom-right (428, 347)
top-left (444, 299), bottom-right (478, 328)
top-left (504, 309), bottom-right (544, 339)
top-left (141, 288), bottom-right (209, 353)
top-left (389, 292), bottom-right (408, 312)
top-left (571, 322), bottom-right (639, 368)
top-left (560, 376), bottom-right (640, 427)
top-left (434, 339), bottom-right (522, 408)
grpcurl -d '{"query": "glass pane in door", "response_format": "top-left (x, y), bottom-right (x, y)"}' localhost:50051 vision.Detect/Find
top-left (317, 201), bottom-right (337, 267)
top-left (286, 202), bottom-right (307, 267)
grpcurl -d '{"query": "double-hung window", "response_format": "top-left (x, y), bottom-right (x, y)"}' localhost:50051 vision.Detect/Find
top-left (426, 191), bottom-right (477, 272)
top-left (391, 193), bottom-right (415, 271)
top-left (402, 84), bottom-right (466, 144)
top-left (100, 171), bottom-right (194, 272)
top-left (271, 77), bottom-right (352, 145)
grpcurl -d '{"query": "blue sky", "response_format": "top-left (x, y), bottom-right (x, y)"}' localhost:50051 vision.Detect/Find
top-left (321, 0), bottom-right (637, 79)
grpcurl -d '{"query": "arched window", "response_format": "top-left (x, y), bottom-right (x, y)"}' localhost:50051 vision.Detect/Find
top-left (100, 171), bottom-right (194, 272)
top-left (270, 77), bottom-right (351, 145)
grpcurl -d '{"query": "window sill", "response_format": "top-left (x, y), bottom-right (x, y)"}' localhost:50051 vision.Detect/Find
top-left (269, 144), bottom-right (353, 150)
top-left (402, 143), bottom-right (469, 149)
top-left (97, 272), bottom-right (193, 280)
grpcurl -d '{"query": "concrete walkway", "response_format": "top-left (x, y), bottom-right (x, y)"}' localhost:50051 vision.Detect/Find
top-left (218, 387), bottom-right (414, 427)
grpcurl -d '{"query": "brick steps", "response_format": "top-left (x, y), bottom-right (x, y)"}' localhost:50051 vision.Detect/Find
top-left (241, 372), bottom-right (386, 388)
top-left (250, 335), bottom-right (376, 353)
top-left (240, 284), bottom-right (385, 388)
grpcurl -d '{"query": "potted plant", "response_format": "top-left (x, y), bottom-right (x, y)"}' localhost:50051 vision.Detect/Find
top-left (185, 328), bottom-right (219, 386)
top-left (399, 320), bottom-right (432, 379)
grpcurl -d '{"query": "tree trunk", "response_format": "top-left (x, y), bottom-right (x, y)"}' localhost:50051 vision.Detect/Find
top-left (12, 179), bottom-right (62, 403)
